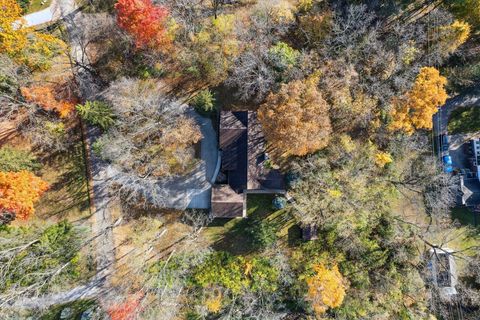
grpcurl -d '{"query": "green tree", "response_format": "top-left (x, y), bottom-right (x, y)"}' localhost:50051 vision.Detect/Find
top-left (190, 89), bottom-right (216, 113)
top-left (0, 221), bottom-right (84, 302)
top-left (76, 100), bottom-right (116, 130)
top-left (444, 0), bottom-right (480, 29)
top-left (0, 147), bottom-right (40, 172)
top-left (248, 219), bottom-right (278, 250)
top-left (267, 42), bottom-right (299, 72)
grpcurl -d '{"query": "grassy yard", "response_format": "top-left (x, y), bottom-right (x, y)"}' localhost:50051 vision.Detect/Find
top-left (448, 106), bottom-right (480, 134)
top-left (451, 207), bottom-right (478, 228)
top-left (203, 194), bottom-right (300, 255)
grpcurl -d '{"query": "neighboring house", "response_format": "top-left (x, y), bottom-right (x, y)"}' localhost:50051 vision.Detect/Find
top-left (426, 248), bottom-right (458, 298)
top-left (211, 111), bottom-right (286, 218)
top-left (471, 138), bottom-right (480, 182)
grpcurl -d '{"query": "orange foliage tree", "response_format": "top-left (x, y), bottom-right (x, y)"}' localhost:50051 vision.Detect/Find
top-left (305, 263), bottom-right (346, 317)
top-left (390, 67), bottom-right (448, 135)
top-left (258, 74), bottom-right (332, 157)
top-left (0, 170), bottom-right (49, 220)
top-left (115, 0), bottom-right (170, 48)
top-left (21, 86), bottom-right (76, 118)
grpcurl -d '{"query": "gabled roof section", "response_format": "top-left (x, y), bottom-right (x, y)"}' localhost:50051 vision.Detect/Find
top-left (247, 111), bottom-right (285, 191)
top-left (219, 111), bottom-right (248, 191)
top-left (211, 184), bottom-right (246, 218)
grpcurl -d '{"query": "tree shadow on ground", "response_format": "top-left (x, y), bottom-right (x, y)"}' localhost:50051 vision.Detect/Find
top-left (37, 141), bottom-right (91, 220)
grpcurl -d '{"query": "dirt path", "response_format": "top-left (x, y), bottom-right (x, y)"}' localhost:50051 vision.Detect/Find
top-left (9, 2), bottom-right (118, 311)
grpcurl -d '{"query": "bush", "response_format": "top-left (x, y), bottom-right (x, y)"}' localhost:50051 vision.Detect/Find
top-left (0, 147), bottom-right (41, 172)
top-left (190, 89), bottom-right (216, 113)
top-left (76, 101), bottom-right (116, 130)
top-left (268, 42), bottom-right (299, 72)
top-left (272, 196), bottom-right (287, 209)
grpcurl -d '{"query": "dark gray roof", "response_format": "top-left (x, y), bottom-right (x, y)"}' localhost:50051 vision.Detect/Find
top-left (219, 112), bottom-right (248, 192)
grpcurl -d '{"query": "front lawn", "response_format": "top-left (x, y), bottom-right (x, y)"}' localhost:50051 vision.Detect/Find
top-left (448, 106), bottom-right (480, 134)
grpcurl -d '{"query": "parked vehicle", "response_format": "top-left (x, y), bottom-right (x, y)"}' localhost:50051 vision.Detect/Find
top-left (443, 155), bottom-right (453, 173)
top-left (441, 134), bottom-right (450, 152)
top-left (443, 155), bottom-right (453, 165)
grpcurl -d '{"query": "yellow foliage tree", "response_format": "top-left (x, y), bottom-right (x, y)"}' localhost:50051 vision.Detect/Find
top-left (375, 151), bottom-right (393, 168)
top-left (258, 74), bottom-right (332, 157)
top-left (390, 67), bottom-right (448, 135)
top-left (438, 20), bottom-right (471, 55)
top-left (204, 289), bottom-right (223, 314)
top-left (0, 0), bottom-right (65, 70)
top-left (306, 263), bottom-right (346, 317)
top-left (0, 0), bottom-right (28, 55)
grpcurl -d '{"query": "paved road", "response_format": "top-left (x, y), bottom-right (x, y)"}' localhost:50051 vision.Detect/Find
top-left (22, 0), bottom-right (77, 27)
top-left (23, 6), bottom-right (55, 27)
top-left (187, 110), bottom-right (218, 209)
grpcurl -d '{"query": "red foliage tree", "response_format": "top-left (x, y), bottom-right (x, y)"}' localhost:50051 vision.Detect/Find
top-left (115, 0), bottom-right (170, 48)
top-left (107, 293), bottom-right (143, 320)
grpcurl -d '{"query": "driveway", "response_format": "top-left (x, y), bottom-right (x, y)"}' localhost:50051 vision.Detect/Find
top-left (186, 110), bottom-right (218, 209)
top-left (433, 94), bottom-right (480, 137)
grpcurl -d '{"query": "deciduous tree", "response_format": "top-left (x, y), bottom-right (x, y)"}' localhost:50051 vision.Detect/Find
top-left (20, 86), bottom-right (76, 118)
top-left (115, 0), bottom-right (170, 48)
top-left (390, 67), bottom-right (448, 135)
top-left (0, 170), bottom-right (49, 222)
top-left (305, 263), bottom-right (346, 317)
top-left (258, 74), bottom-right (331, 157)
top-left (0, 0), bottom-right (65, 70)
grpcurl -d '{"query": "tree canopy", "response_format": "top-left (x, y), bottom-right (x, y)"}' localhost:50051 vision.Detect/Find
top-left (258, 75), bottom-right (332, 157)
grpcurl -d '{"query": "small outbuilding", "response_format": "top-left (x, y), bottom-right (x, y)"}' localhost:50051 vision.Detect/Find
top-left (301, 224), bottom-right (318, 241)
top-left (426, 247), bottom-right (458, 298)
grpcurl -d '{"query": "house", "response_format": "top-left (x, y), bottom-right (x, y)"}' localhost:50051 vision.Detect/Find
top-left (211, 111), bottom-right (286, 218)
top-left (426, 248), bottom-right (458, 298)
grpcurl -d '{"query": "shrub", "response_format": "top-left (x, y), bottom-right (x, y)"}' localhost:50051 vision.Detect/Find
top-left (190, 89), bottom-right (216, 113)
top-left (76, 101), bottom-right (116, 130)
top-left (0, 147), bottom-right (41, 172)
top-left (268, 41), bottom-right (299, 72)
top-left (272, 196), bottom-right (287, 209)
top-left (248, 219), bottom-right (278, 250)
